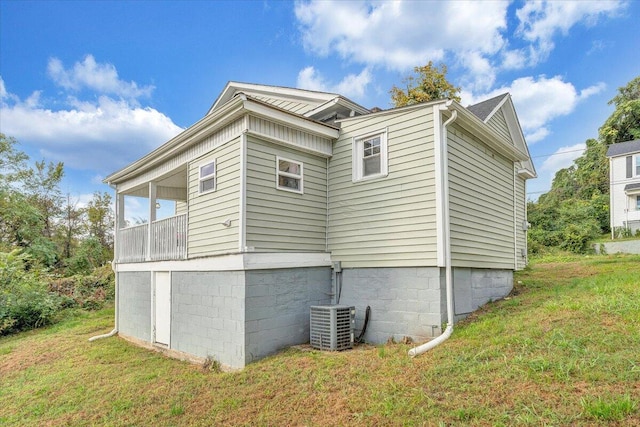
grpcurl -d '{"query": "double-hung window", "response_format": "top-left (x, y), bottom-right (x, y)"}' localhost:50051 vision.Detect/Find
top-left (636, 155), bottom-right (640, 176)
top-left (276, 157), bottom-right (303, 194)
top-left (199, 161), bottom-right (216, 194)
top-left (353, 131), bottom-right (388, 182)
top-left (637, 195), bottom-right (640, 211)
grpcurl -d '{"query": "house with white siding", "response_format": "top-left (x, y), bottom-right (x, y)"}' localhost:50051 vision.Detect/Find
top-left (103, 82), bottom-right (536, 369)
top-left (607, 139), bottom-right (640, 235)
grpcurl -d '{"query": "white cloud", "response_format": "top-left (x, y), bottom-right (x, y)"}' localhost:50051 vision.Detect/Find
top-left (0, 58), bottom-right (182, 174)
top-left (515, 0), bottom-right (625, 66)
top-left (295, 1), bottom-right (507, 77)
top-left (463, 76), bottom-right (605, 143)
top-left (540, 142), bottom-right (586, 173)
top-left (294, 0), bottom-right (625, 91)
top-left (296, 66), bottom-right (372, 99)
top-left (47, 55), bottom-right (154, 100)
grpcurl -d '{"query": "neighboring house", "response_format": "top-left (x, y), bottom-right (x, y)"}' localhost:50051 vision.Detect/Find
top-left (104, 82), bottom-right (536, 369)
top-left (607, 139), bottom-right (640, 235)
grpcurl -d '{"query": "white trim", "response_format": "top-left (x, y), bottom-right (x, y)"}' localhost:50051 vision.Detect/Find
top-left (276, 156), bottom-right (304, 194)
top-left (513, 164), bottom-right (518, 270)
top-left (198, 160), bottom-right (216, 195)
top-left (245, 129), bottom-right (332, 158)
top-left (239, 130), bottom-right (247, 252)
top-left (115, 252), bottom-right (332, 272)
top-left (433, 105), bottom-right (445, 267)
top-left (352, 129), bottom-right (389, 182)
top-left (243, 99), bottom-right (339, 139)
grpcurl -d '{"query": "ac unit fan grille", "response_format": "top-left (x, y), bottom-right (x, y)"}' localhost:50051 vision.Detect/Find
top-left (310, 305), bottom-right (355, 351)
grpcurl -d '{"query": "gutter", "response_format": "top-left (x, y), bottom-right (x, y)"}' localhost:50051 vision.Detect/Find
top-left (408, 105), bottom-right (458, 357)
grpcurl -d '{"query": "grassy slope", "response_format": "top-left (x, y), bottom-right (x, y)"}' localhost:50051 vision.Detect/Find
top-left (1, 254), bottom-right (639, 426)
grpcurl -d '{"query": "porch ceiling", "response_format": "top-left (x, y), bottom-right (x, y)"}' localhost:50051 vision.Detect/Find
top-left (121, 164), bottom-right (188, 200)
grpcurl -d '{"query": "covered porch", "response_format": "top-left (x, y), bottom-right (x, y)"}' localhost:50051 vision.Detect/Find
top-left (115, 165), bottom-right (188, 263)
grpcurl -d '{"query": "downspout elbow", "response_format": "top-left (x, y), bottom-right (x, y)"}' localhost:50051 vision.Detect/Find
top-left (408, 105), bottom-right (457, 358)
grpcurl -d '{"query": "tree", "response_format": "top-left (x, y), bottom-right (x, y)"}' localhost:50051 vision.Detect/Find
top-left (55, 194), bottom-right (86, 260)
top-left (390, 61), bottom-right (461, 107)
top-left (1, 134), bottom-right (30, 188)
top-left (599, 76), bottom-right (640, 145)
top-left (86, 192), bottom-right (114, 253)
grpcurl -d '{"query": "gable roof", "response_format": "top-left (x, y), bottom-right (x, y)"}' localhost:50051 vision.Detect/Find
top-left (466, 93), bottom-right (536, 178)
top-left (208, 81), bottom-right (370, 119)
top-left (467, 93), bottom-right (509, 121)
top-left (606, 139), bottom-right (640, 157)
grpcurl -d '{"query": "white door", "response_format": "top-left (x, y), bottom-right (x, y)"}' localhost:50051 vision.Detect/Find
top-left (154, 272), bottom-right (171, 346)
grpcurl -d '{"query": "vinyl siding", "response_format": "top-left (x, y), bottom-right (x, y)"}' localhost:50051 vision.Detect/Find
top-left (485, 108), bottom-right (511, 143)
top-left (245, 137), bottom-right (328, 252)
top-left (251, 95), bottom-right (319, 115)
top-left (447, 124), bottom-right (515, 269)
top-left (187, 138), bottom-right (241, 257)
top-left (248, 116), bottom-right (332, 156)
top-left (175, 201), bottom-right (187, 215)
top-left (328, 107), bottom-right (438, 268)
top-left (610, 155), bottom-right (640, 228)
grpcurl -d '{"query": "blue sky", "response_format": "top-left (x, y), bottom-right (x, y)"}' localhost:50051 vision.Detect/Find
top-left (1, 0), bottom-right (639, 217)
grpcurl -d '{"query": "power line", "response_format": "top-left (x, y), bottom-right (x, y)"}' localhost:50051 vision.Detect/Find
top-left (531, 147), bottom-right (586, 159)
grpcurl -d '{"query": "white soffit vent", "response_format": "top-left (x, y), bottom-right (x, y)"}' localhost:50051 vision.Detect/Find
top-left (310, 305), bottom-right (355, 351)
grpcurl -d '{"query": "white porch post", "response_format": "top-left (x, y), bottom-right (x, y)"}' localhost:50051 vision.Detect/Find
top-left (115, 192), bottom-right (125, 262)
top-left (147, 182), bottom-right (157, 261)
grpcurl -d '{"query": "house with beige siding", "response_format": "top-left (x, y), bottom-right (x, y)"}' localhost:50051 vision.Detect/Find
top-left (607, 139), bottom-right (640, 235)
top-left (104, 82), bottom-right (536, 369)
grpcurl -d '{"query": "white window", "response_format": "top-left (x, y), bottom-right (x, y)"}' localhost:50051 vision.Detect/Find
top-left (276, 157), bottom-right (303, 194)
top-left (353, 131), bottom-right (388, 182)
top-left (636, 155), bottom-right (640, 176)
top-left (199, 161), bottom-right (216, 194)
top-left (637, 195), bottom-right (640, 211)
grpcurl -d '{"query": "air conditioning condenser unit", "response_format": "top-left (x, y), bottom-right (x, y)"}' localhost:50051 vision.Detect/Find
top-left (310, 305), bottom-right (355, 351)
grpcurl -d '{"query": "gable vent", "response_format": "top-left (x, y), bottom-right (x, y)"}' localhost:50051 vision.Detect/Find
top-left (310, 305), bottom-right (355, 351)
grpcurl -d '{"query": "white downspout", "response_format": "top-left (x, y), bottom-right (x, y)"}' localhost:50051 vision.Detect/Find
top-left (89, 183), bottom-right (119, 341)
top-left (409, 106), bottom-right (457, 357)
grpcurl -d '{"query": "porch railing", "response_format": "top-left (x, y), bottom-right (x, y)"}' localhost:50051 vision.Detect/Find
top-left (117, 213), bottom-right (187, 262)
top-left (150, 214), bottom-right (187, 261)
top-left (117, 223), bottom-right (148, 263)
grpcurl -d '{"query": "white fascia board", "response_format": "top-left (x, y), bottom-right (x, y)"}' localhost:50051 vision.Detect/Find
top-left (115, 252), bottom-right (332, 272)
top-left (481, 94), bottom-right (510, 123)
top-left (242, 98), bottom-right (340, 139)
top-left (105, 96), bottom-right (246, 184)
top-left (209, 81), bottom-right (338, 115)
top-left (449, 102), bottom-right (530, 162)
top-left (304, 97), bottom-right (370, 118)
top-left (337, 100), bottom-right (446, 123)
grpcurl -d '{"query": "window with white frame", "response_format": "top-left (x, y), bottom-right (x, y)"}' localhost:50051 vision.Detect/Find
top-left (276, 157), bottom-right (303, 193)
top-left (637, 195), bottom-right (640, 211)
top-left (199, 161), bottom-right (216, 194)
top-left (636, 155), bottom-right (640, 176)
top-left (353, 131), bottom-right (388, 181)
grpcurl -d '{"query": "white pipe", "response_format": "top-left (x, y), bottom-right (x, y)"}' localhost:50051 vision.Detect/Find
top-left (409, 107), bottom-right (457, 358)
top-left (89, 184), bottom-right (119, 342)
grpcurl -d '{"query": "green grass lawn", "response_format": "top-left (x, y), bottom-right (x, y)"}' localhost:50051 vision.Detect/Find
top-left (1, 254), bottom-right (639, 426)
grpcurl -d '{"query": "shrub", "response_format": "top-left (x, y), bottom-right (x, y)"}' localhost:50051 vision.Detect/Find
top-left (48, 264), bottom-right (114, 310)
top-left (0, 250), bottom-right (62, 335)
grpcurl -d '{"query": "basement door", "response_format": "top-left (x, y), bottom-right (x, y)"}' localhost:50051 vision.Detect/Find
top-left (154, 272), bottom-right (171, 346)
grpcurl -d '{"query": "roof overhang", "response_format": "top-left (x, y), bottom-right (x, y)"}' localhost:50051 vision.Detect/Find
top-left (625, 183), bottom-right (640, 195)
top-left (105, 95), bottom-right (339, 185)
top-left (208, 81), bottom-right (339, 115)
top-left (448, 101), bottom-right (531, 163)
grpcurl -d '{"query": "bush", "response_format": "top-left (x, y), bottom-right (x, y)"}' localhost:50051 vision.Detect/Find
top-left (48, 264), bottom-right (114, 310)
top-left (0, 250), bottom-right (62, 335)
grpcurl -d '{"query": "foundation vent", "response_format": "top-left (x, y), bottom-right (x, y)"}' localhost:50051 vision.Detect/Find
top-left (310, 305), bottom-right (355, 351)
